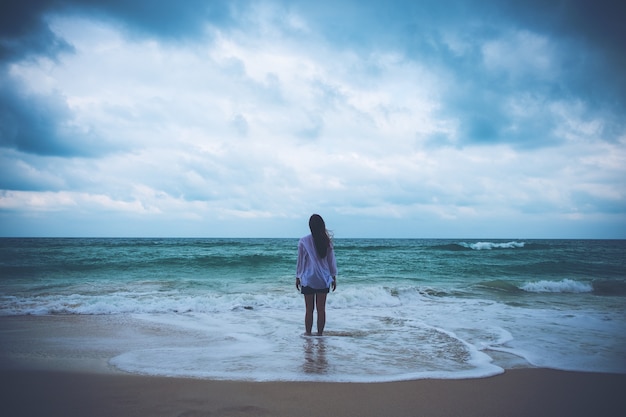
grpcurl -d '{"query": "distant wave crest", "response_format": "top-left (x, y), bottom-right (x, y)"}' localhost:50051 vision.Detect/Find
top-left (461, 241), bottom-right (526, 250)
top-left (520, 279), bottom-right (593, 294)
top-left (432, 241), bottom-right (527, 251)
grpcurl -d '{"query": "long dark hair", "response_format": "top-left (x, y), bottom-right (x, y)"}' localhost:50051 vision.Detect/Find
top-left (309, 214), bottom-right (331, 258)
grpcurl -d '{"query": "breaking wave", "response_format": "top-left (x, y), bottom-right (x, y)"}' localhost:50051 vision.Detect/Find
top-left (520, 279), bottom-right (593, 294)
top-left (460, 241), bottom-right (526, 250)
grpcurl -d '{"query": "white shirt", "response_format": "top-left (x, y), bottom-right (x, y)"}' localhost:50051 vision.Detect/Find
top-left (296, 234), bottom-right (338, 289)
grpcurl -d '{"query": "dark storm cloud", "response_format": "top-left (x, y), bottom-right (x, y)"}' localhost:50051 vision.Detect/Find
top-left (451, 0), bottom-right (625, 147)
top-left (67, 0), bottom-right (236, 39)
top-left (0, 0), bottom-right (236, 62)
top-left (0, 0), bottom-right (74, 62)
top-left (0, 0), bottom-right (237, 157)
top-left (0, 75), bottom-right (106, 157)
top-left (493, 0), bottom-right (626, 116)
top-left (291, 0), bottom-right (626, 148)
top-left (496, 0), bottom-right (626, 61)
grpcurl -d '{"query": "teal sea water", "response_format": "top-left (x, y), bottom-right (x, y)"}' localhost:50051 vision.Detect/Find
top-left (1, 238), bottom-right (625, 381)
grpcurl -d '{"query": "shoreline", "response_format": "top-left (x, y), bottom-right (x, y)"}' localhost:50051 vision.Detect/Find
top-left (2, 315), bottom-right (625, 416)
top-left (0, 314), bottom-right (532, 381)
top-left (1, 368), bottom-right (625, 417)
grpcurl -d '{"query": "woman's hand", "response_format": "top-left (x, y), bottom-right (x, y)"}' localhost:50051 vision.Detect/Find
top-left (331, 277), bottom-right (337, 292)
top-left (295, 277), bottom-right (301, 291)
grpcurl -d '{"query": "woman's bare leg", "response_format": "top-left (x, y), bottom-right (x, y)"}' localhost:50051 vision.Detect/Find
top-left (304, 294), bottom-right (315, 335)
top-left (315, 292), bottom-right (328, 335)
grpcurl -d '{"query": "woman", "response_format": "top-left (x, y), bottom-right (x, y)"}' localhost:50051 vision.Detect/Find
top-left (296, 214), bottom-right (337, 336)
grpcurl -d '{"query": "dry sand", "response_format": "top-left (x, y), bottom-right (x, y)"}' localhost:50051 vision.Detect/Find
top-left (1, 368), bottom-right (625, 417)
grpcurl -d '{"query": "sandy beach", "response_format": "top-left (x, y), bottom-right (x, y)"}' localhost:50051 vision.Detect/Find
top-left (0, 367), bottom-right (624, 417)
top-left (1, 315), bottom-right (626, 416)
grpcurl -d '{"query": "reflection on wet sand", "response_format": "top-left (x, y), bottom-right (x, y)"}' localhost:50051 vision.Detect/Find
top-left (302, 336), bottom-right (328, 375)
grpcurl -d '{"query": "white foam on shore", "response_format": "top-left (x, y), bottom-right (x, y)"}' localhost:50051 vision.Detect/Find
top-left (107, 311), bottom-right (504, 382)
top-left (105, 292), bottom-right (626, 381)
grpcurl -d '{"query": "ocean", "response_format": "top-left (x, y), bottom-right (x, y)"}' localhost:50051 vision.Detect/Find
top-left (1, 238), bottom-right (625, 382)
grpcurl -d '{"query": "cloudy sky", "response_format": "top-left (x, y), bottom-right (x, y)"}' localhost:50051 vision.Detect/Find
top-left (1, 0), bottom-right (624, 238)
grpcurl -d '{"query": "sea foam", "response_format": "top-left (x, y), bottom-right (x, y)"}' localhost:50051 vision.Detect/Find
top-left (520, 279), bottom-right (593, 293)
top-left (460, 241), bottom-right (526, 250)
